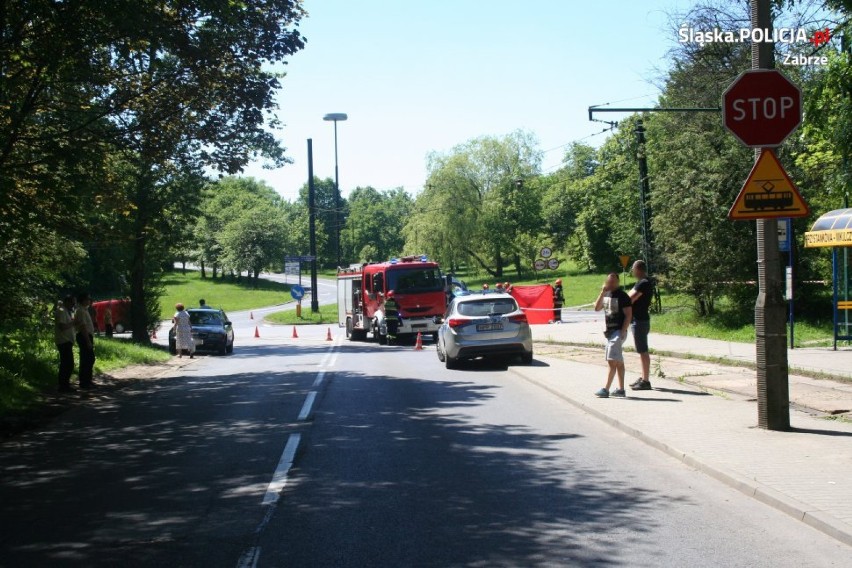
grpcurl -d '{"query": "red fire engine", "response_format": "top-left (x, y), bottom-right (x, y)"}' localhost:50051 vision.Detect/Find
top-left (337, 256), bottom-right (446, 343)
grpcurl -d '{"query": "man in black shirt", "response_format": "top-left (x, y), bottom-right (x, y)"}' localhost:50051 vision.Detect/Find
top-left (628, 260), bottom-right (653, 390)
top-left (593, 273), bottom-right (632, 398)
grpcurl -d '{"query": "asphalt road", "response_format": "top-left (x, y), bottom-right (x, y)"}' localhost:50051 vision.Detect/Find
top-left (2, 327), bottom-right (850, 566)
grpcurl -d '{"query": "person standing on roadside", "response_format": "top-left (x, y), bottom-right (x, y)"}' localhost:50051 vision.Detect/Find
top-left (173, 303), bottom-right (194, 359)
top-left (199, 299), bottom-right (207, 308)
top-left (74, 292), bottom-right (96, 389)
top-left (629, 260), bottom-right (654, 391)
top-left (54, 295), bottom-right (76, 392)
top-left (103, 304), bottom-right (114, 338)
top-left (593, 273), bottom-right (632, 398)
top-left (552, 278), bottom-right (564, 323)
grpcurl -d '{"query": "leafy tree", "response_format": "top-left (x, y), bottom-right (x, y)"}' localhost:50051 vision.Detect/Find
top-left (343, 186), bottom-right (413, 263)
top-left (407, 130), bottom-right (542, 277)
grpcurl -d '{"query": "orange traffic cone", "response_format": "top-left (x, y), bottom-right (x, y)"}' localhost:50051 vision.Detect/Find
top-left (414, 332), bottom-right (423, 350)
top-left (254, 326), bottom-right (260, 338)
top-left (250, 311), bottom-right (254, 320)
top-left (292, 327), bottom-right (299, 339)
top-left (326, 328), bottom-right (333, 341)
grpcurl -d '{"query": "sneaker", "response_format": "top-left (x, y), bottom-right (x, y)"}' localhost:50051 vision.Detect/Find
top-left (629, 377), bottom-right (644, 388)
top-left (611, 388), bottom-right (626, 397)
top-left (631, 380), bottom-right (652, 391)
top-left (594, 388), bottom-right (609, 398)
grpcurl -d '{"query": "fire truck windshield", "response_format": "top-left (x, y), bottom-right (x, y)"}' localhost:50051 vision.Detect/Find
top-left (386, 268), bottom-right (443, 294)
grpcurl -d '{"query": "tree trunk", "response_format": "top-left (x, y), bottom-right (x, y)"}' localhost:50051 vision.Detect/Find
top-left (130, 217), bottom-right (150, 344)
top-left (181, 260), bottom-right (186, 274)
top-left (514, 254), bottom-right (523, 278)
top-left (200, 259), bottom-right (206, 279)
top-left (212, 264), bottom-right (218, 279)
top-left (464, 247), bottom-right (500, 278)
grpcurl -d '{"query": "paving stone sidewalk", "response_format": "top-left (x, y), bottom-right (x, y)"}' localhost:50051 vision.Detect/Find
top-left (533, 315), bottom-right (852, 415)
top-left (511, 351), bottom-right (852, 548)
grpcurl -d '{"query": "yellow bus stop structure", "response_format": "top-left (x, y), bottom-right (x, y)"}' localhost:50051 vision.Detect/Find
top-left (804, 208), bottom-right (852, 350)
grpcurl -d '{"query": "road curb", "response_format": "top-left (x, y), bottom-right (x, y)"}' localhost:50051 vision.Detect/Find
top-left (510, 363), bottom-right (852, 549)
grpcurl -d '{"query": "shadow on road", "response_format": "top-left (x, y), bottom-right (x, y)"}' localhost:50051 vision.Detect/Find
top-left (266, 367), bottom-right (685, 566)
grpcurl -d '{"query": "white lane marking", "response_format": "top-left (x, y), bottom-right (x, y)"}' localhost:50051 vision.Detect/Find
top-left (318, 350), bottom-right (333, 368)
top-left (312, 370), bottom-right (326, 388)
top-left (236, 546), bottom-right (261, 568)
top-left (297, 391), bottom-right (317, 421)
top-left (262, 433), bottom-right (301, 506)
top-left (327, 350), bottom-right (339, 368)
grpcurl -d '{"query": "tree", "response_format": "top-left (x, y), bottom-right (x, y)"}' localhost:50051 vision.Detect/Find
top-left (343, 186), bottom-right (413, 263)
top-left (406, 130), bottom-right (543, 277)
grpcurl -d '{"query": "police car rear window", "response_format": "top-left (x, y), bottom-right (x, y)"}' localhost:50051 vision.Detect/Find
top-left (457, 299), bottom-right (518, 317)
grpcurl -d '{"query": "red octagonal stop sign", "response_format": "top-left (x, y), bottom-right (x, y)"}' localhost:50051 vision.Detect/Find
top-left (722, 69), bottom-right (802, 148)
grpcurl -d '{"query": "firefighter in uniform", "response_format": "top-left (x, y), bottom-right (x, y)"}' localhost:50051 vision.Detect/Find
top-left (552, 278), bottom-right (564, 323)
top-left (384, 290), bottom-right (401, 342)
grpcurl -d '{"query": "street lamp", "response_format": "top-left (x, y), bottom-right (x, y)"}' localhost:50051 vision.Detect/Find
top-left (323, 112), bottom-right (347, 267)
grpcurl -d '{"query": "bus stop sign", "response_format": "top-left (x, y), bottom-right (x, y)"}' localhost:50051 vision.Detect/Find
top-left (722, 69), bottom-right (802, 148)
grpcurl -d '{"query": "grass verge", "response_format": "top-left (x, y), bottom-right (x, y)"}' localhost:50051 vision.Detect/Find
top-left (160, 270), bottom-right (291, 320)
top-left (265, 303), bottom-right (338, 325)
top-left (0, 333), bottom-right (169, 417)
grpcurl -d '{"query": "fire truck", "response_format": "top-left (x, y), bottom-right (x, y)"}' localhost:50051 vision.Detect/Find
top-left (337, 256), bottom-right (446, 343)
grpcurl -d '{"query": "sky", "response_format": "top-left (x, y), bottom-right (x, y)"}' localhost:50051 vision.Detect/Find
top-left (240, 0), bottom-right (693, 201)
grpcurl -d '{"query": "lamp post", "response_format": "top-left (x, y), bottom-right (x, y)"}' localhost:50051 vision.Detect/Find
top-left (323, 112), bottom-right (347, 267)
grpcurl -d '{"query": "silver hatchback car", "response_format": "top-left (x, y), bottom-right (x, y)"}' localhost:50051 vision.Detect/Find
top-left (435, 292), bottom-right (534, 369)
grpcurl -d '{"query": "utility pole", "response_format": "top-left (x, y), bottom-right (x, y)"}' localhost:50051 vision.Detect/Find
top-left (635, 120), bottom-right (653, 274)
top-left (752, 0), bottom-right (790, 430)
top-left (308, 139), bottom-right (320, 314)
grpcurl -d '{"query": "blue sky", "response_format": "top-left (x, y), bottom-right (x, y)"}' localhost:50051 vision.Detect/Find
top-left (241, 0), bottom-right (692, 200)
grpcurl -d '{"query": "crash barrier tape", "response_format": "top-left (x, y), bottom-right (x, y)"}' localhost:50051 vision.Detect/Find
top-left (517, 303), bottom-right (594, 312)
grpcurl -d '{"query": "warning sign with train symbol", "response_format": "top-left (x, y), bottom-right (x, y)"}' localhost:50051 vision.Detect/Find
top-left (728, 149), bottom-right (809, 221)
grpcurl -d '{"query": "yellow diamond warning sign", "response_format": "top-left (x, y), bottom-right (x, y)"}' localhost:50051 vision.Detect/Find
top-left (728, 149), bottom-right (809, 221)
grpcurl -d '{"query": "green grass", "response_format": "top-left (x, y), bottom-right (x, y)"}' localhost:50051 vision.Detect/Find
top-left (653, 301), bottom-right (834, 346)
top-left (455, 261), bottom-right (836, 346)
top-left (455, 262), bottom-right (635, 307)
top-left (0, 333), bottom-right (169, 417)
top-left (265, 303), bottom-right (338, 325)
top-left (160, 270), bottom-right (292, 319)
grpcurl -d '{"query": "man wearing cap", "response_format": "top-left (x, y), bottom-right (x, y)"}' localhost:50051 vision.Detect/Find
top-left (552, 278), bottom-right (564, 323)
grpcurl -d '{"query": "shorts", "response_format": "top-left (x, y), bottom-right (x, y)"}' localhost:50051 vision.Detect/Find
top-left (632, 319), bottom-right (650, 354)
top-left (604, 329), bottom-right (626, 362)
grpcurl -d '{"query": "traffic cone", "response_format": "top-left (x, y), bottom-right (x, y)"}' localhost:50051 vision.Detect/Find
top-left (292, 327), bottom-right (299, 339)
top-left (414, 332), bottom-right (423, 351)
top-left (250, 311), bottom-right (254, 320)
top-left (254, 326), bottom-right (260, 338)
top-left (326, 328), bottom-right (333, 341)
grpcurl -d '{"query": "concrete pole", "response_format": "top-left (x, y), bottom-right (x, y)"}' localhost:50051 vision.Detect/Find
top-left (308, 139), bottom-right (320, 313)
top-left (752, 0), bottom-right (790, 430)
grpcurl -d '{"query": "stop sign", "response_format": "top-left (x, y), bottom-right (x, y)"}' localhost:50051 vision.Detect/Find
top-left (722, 69), bottom-right (802, 147)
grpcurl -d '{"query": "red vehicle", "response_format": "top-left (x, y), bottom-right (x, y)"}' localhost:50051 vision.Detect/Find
top-left (91, 299), bottom-right (131, 334)
top-left (338, 256), bottom-right (446, 343)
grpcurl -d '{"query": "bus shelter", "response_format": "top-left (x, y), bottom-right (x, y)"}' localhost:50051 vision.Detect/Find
top-left (804, 208), bottom-right (852, 349)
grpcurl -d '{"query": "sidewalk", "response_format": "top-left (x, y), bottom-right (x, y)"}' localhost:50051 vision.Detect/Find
top-left (532, 314), bottom-right (852, 416)
top-left (510, 353), bottom-right (852, 548)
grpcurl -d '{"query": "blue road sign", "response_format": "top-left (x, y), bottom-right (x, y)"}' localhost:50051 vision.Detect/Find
top-left (290, 285), bottom-right (305, 301)
top-left (778, 218), bottom-right (792, 252)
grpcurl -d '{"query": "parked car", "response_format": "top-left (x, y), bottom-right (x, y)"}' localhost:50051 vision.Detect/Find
top-left (91, 299), bottom-right (132, 334)
top-left (169, 308), bottom-right (234, 355)
top-left (434, 292), bottom-right (533, 369)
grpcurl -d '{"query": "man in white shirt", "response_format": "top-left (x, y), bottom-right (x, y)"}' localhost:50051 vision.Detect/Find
top-left (54, 295), bottom-right (76, 392)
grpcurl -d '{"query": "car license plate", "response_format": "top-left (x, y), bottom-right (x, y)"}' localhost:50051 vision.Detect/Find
top-left (476, 323), bottom-right (503, 332)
